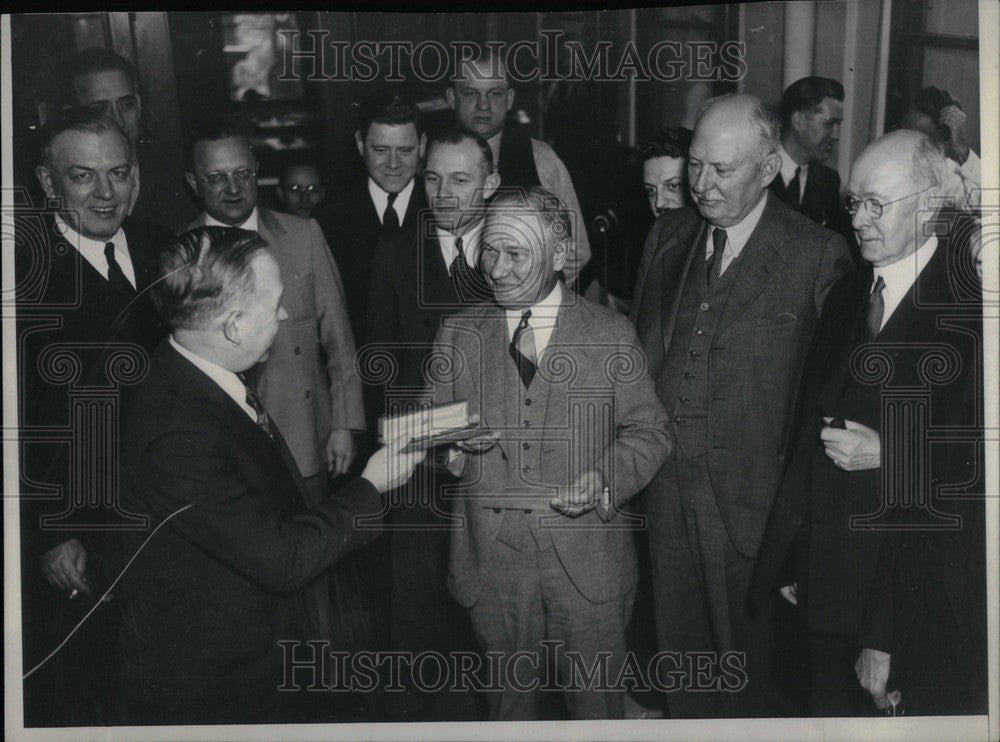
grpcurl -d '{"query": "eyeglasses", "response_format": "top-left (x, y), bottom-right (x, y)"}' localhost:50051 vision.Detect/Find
top-left (842, 185), bottom-right (933, 219)
top-left (192, 168), bottom-right (258, 189)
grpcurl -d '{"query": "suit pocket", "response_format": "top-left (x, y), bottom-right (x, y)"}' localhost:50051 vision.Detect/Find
top-left (757, 311), bottom-right (800, 327)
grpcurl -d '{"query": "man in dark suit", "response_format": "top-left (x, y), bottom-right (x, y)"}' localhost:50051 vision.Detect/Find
top-left (111, 227), bottom-right (425, 724)
top-left (63, 47), bottom-right (197, 233)
top-left (431, 186), bottom-right (670, 719)
top-left (16, 108), bottom-right (173, 726)
top-left (363, 125), bottom-right (499, 720)
top-left (313, 91), bottom-right (427, 349)
top-left (751, 130), bottom-right (985, 717)
top-left (630, 94), bottom-right (851, 717)
top-left (771, 77), bottom-right (858, 262)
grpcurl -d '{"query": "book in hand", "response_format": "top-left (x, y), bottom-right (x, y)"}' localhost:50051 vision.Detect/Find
top-left (378, 401), bottom-right (486, 453)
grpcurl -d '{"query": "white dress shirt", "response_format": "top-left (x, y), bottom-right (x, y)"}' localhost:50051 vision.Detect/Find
top-left (705, 191), bottom-right (770, 277)
top-left (437, 219), bottom-right (484, 275)
top-left (368, 177), bottom-right (413, 225)
top-left (55, 217), bottom-right (136, 288)
top-left (777, 143), bottom-right (808, 202)
top-left (872, 233), bottom-right (938, 330)
top-left (169, 336), bottom-right (258, 422)
top-left (505, 281), bottom-right (563, 361)
top-left (204, 207), bottom-right (259, 232)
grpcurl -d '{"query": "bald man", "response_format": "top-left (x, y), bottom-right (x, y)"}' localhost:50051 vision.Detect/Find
top-left (630, 94), bottom-right (851, 717)
top-left (447, 52), bottom-right (590, 286)
top-left (752, 130), bottom-right (985, 716)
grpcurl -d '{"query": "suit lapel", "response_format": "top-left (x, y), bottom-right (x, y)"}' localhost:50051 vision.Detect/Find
top-left (717, 197), bottom-right (786, 332)
top-left (658, 214), bottom-right (706, 355)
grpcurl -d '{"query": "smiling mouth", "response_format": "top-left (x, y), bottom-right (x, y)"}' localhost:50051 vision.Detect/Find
top-left (90, 205), bottom-right (118, 215)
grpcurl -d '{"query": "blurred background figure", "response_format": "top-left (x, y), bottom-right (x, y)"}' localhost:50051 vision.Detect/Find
top-left (276, 163), bottom-right (326, 218)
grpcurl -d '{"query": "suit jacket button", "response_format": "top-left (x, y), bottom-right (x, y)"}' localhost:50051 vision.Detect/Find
top-left (493, 508), bottom-right (502, 514)
top-left (683, 372), bottom-right (694, 379)
top-left (524, 398), bottom-right (532, 406)
top-left (522, 442), bottom-right (530, 450)
top-left (673, 416), bottom-right (684, 424)
top-left (700, 302), bottom-right (710, 311)
top-left (521, 465), bottom-right (530, 473)
top-left (523, 420), bottom-right (531, 427)
top-left (305, 390), bottom-right (311, 399)
top-left (695, 328), bottom-right (704, 335)
top-left (688, 349), bottom-right (699, 358)
top-left (294, 346), bottom-right (302, 355)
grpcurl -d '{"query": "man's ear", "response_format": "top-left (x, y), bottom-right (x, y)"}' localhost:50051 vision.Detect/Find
top-left (354, 130), bottom-right (365, 159)
top-left (551, 239), bottom-right (568, 273)
top-left (418, 132), bottom-right (427, 160)
top-left (505, 88), bottom-right (515, 113)
top-left (35, 165), bottom-right (56, 199)
top-left (184, 170), bottom-right (198, 194)
top-left (445, 86), bottom-right (456, 109)
top-left (760, 151), bottom-right (781, 188)
top-left (222, 310), bottom-right (242, 345)
top-left (483, 172), bottom-right (501, 200)
top-left (791, 110), bottom-right (805, 133)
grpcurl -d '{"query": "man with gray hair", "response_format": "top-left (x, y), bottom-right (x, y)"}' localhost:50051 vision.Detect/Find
top-left (112, 227), bottom-right (425, 723)
top-left (752, 130), bottom-right (985, 716)
top-left (630, 94), bottom-right (851, 716)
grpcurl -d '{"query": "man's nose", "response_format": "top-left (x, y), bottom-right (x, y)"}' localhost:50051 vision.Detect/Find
top-left (476, 93), bottom-right (491, 110)
top-left (489, 253), bottom-right (509, 279)
top-left (690, 166), bottom-right (710, 193)
top-left (224, 173), bottom-right (242, 195)
top-left (93, 173), bottom-right (114, 199)
top-left (387, 150), bottom-right (401, 169)
top-left (851, 204), bottom-right (870, 231)
top-left (655, 188), bottom-right (671, 212)
top-left (830, 123), bottom-right (841, 141)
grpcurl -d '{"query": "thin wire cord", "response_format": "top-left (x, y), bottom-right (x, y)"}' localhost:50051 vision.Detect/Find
top-left (22, 502), bottom-right (195, 680)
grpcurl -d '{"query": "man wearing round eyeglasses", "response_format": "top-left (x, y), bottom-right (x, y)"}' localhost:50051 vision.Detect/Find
top-left (752, 129), bottom-right (985, 716)
top-left (184, 125), bottom-right (363, 511)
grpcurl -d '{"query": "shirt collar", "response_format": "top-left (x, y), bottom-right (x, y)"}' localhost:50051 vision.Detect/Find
top-left (708, 190), bottom-right (769, 259)
top-left (169, 336), bottom-right (257, 421)
top-left (55, 216), bottom-right (125, 256)
top-left (505, 280), bottom-right (563, 328)
top-left (873, 233), bottom-right (938, 299)
top-left (778, 142), bottom-right (808, 185)
top-left (368, 178), bottom-right (414, 222)
top-left (204, 207), bottom-right (258, 232)
top-left (487, 131), bottom-right (504, 168)
top-left (436, 218), bottom-right (485, 269)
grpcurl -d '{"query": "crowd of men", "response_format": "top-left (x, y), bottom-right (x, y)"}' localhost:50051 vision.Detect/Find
top-left (14, 45), bottom-right (987, 727)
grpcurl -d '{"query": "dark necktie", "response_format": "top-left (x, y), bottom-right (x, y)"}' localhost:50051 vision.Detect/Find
top-left (381, 192), bottom-right (400, 238)
top-left (861, 275), bottom-right (886, 343)
top-left (706, 228), bottom-right (727, 286)
top-left (451, 235), bottom-right (478, 301)
top-left (239, 373), bottom-right (275, 442)
top-left (508, 310), bottom-right (537, 389)
top-left (786, 166), bottom-right (802, 207)
top-left (104, 241), bottom-right (135, 296)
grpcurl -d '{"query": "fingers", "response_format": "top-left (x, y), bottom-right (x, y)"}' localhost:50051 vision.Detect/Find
top-left (549, 497), bottom-right (596, 518)
top-left (779, 584), bottom-right (798, 606)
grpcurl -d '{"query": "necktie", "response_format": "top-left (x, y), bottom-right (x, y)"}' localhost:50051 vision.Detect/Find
top-left (706, 228), bottom-right (727, 286)
top-left (104, 241), bottom-right (135, 296)
top-left (509, 310), bottom-right (537, 389)
top-left (381, 192), bottom-right (400, 237)
top-left (786, 166), bottom-right (802, 207)
top-left (239, 374), bottom-right (275, 442)
top-left (861, 275), bottom-right (886, 343)
top-left (451, 235), bottom-right (480, 301)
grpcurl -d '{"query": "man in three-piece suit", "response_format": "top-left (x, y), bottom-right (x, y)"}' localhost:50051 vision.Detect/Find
top-left (771, 77), bottom-right (858, 262)
top-left (112, 227), bottom-right (425, 724)
top-left (313, 91), bottom-right (427, 349)
top-left (364, 126), bottom-right (499, 720)
top-left (630, 94), bottom-right (851, 717)
top-left (432, 186), bottom-right (670, 719)
top-left (750, 131), bottom-right (986, 717)
top-left (185, 127), bottom-right (362, 503)
top-left (17, 108), bottom-right (173, 726)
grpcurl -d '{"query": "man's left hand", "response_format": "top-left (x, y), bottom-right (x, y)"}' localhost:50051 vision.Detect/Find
top-left (939, 104), bottom-right (970, 164)
top-left (855, 647), bottom-right (901, 711)
top-left (550, 469), bottom-right (603, 517)
top-left (326, 429), bottom-right (356, 476)
top-left (821, 418), bottom-right (880, 471)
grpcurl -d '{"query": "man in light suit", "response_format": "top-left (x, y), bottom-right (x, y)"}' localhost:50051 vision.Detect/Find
top-left (432, 186), bottom-right (670, 719)
top-left (112, 227), bottom-right (424, 724)
top-left (185, 126), bottom-right (362, 503)
top-left (630, 94), bottom-right (851, 717)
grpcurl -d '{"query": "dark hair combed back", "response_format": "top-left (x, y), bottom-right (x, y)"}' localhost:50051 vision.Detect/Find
top-left (426, 124), bottom-right (495, 174)
top-left (154, 227), bottom-right (268, 331)
top-left (40, 107), bottom-right (132, 170)
top-left (640, 127), bottom-right (693, 163)
top-left (355, 89), bottom-right (420, 140)
top-left (64, 47), bottom-right (137, 102)
top-left (779, 76), bottom-right (845, 128)
top-left (911, 86), bottom-right (956, 120)
top-left (488, 185), bottom-right (572, 244)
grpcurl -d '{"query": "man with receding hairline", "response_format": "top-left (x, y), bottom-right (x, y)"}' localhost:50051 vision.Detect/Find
top-left (631, 93), bottom-right (851, 717)
top-left (448, 50), bottom-right (590, 286)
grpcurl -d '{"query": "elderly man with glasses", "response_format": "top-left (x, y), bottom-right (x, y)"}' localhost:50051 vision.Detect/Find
top-left (184, 125), bottom-right (362, 509)
top-left (750, 129), bottom-right (985, 717)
